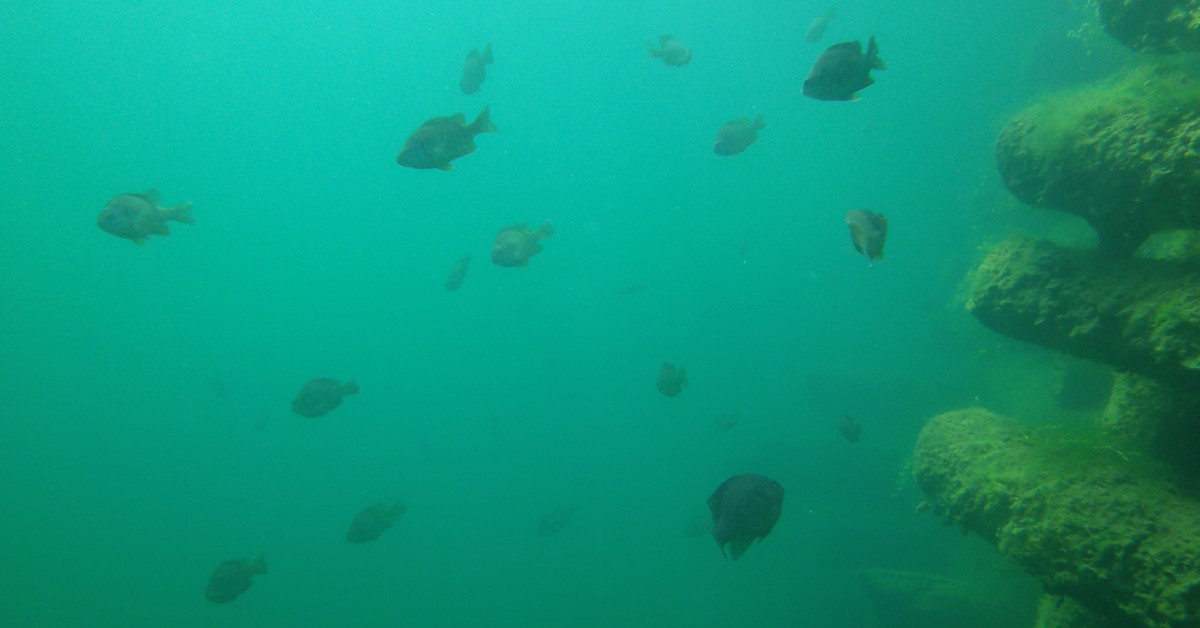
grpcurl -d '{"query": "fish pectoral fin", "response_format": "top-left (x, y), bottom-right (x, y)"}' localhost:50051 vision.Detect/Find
top-left (132, 239), bottom-right (146, 247)
top-left (438, 163), bottom-right (454, 171)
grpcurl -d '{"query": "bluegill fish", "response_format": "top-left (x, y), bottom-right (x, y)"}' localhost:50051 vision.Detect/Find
top-left (845, 209), bottom-right (888, 266)
top-left (460, 43), bottom-right (493, 94)
top-left (204, 556), bottom-right (265, 604)
top-left (97, 190), bottom-right (192, 245)
top-left (492, 221), bottom-right (555, 267)
top-left (397, 107), bottom-right (496, 171)
top-left (649, 35), bottom-right (692, 67)
top-left (803, 36), bottom-right (885, 101)
top-left (713, 114), bottom-right (766, 156)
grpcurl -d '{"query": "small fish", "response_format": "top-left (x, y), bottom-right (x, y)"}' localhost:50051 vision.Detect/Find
top-left (492, 221), bottom-right (555, 267)
top-left (204, 556), bottom-right (266, 604)
top-left (291, 378), bottom-right (359, 418)
top-left (396, 107), bottom-right (497, 171)
top-left (346, 500), bottom-right (406, 543)
top-left (708, 473), bottom-right (784, 560)
top-left (614, 283), bottom-right (648, 297)
top-left (444, 253), bottom-right (472, 291)
top-left (649, 35), bottom-right (692, 67)
top-left (714, 413), bottom-right (740, 430)
top-left (97, 190), bottom-right (193, 245)
top-left (805, 8), bottom-right (837, 43)
top-left (657, 362), bottom-right (688, 398)
top-left (803, 36), bottom-right (885, 101)
top-left (845, 209), bottom-right (888, 266)
top-left (536, 504), bottom-right (578, 538)
top-left (460, 43), bottom-right (494, 95)
top-left (713, 114), bottom-right (766, 156)
top-left (839, 414), bottom-right (863, 443)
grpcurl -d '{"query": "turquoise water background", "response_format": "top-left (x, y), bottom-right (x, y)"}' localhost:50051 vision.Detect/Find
top-left (0, 1), bottom-right (1128, 626)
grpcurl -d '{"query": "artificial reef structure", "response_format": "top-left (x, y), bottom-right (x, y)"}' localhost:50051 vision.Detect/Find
top-left (914, 8), bottom-right (1200, 627)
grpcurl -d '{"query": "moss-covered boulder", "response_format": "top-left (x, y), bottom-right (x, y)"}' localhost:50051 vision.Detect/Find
top-left (914, 408), bottom-right (1200, 626)
top-left (966, 236), bottom-right (1200, 387)
top-left (1097, 0), bottom-right (1200, 54)
top-left (995, 65), bottom-right (1200, 255)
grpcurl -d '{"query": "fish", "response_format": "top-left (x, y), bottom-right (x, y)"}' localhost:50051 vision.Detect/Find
top-left (536, 504), bottom-right (578, 537)
top-left (657, 362), bottom-right (688, 398)
top-left (802, 36), bottom-right (885, 101)
top-left (460, 43), bottom-right (494, 94)
top-left (713, 114), bottom-right (766, 156)
top-left (346, 500), bottom-right (406, 543)
top-left (707, 473), bottom-right (784, 560)
top-left (491, 221), bottom-right (555, 267)
top-left (715, 413), bottom-right (740, 430)
top-left (805, 8), bottom-right (837, 43)
top-left (444, 253), bottom-right (472, 291)
top-left (396, 107), bottom-right (496, 171)
top-left (204, 556), bottom-right (266, 603)
top-left (291, 378), bottom-right (359, 418)
top-left (96, 190), bottom-right (193, 245)
top-left (614, 283), bottom-right (648, 297)
top-left (845, 209), bottom-right (888, 266)
top-left (839, 414), bottom-right (863, 443)
top-left (649, 35), bottom-right (692, 67)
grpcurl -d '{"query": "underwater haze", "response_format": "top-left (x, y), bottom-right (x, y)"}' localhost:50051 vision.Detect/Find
top-left (0, 1), bottom-right (1123, 626)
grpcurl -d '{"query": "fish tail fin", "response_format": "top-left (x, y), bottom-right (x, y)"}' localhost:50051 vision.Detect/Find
top-left (390, 500), bottom-right (408, 518)
top-left (536, 220), bottom-right (556, 240)
top-left (752, 113), bottom-right (766, 131)
top-left (471, 106), bottom-right (497, 134)
top-left (867, 36), bottom-right (885, 70)
top-left (163, 201), bottom-right (194, 225)
top-left (481, 43), bottom-right (493, 65)
top-left (342, 380), bottom-right (360, 396)
top-left (251, 555), bottom-right (267, 575)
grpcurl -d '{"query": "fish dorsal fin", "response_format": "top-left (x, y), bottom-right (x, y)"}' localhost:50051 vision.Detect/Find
top-left (830, 40), bottom-right (863, 55)
top-left (138, 189), bottom-right (161, 205)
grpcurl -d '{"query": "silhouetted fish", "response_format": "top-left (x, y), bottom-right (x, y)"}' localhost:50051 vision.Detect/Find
top-left (204, 556), bottom-right (266, 604)
top-left (460, 43), bottom-right (493, 94)
top-left (649, 35), bottom-right (692, 67)
top-left (492, 221), bottom-right (555, 267)
top-left (536, 504), bottom-right (577, 537)
top-left (708, 473), bottom-right (783, 560)
top-left (657, 362), bottom-right (688, 398)
top-left (715, 413), bottom-right (740, 430)
top-left (396, 107), bottom-right (496, 171)
top-left (839, 414), bottom-right (863, 443)
top-left (97, 189), bottom-right (193, 245)
top-left (713, 114), bottom-right (766, 156)
top-left (803, 36), bottom-right (885, 101)
top-left (291, 378), bottom-right (359, 417)
top-left (445, 253), bottom-right (472, 291)
top-left (845, 209), bottom-right (888, 266)
top-left (805, 8), bottom-right (837, 43)
top-left (346, 500), bottom-right (406, 543)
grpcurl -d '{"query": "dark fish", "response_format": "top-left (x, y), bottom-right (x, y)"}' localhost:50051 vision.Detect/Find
top-left (536, 504), bottom-right (577, 538)
top-left (839, 414), bottom-right (863, 443)
top-left (713, 114), bottom-right (766, 156)
top-left (460, 43), bottom-right (494, 94)
top-left (396, 107), bottom-right (497, 171)
top-left (803, 36), bottom-right (885, 101)
top-left (204, 556), bottom-right (266, 604)
top-left (649, 35), bottom-right (692, 67)
top-left (444, 253), bottom-right (472, 291)
top-left (346, 500), bottom-right (406, 543)
top-left (845, 209), bottom-right (888, 266)
top-left (715, 413), bottom-right (740, 430)
top-left (491, 221), bottom-right (555, 267)
top-left (657, 362), bottom-right (688, 398)
top-left (291, 378), bottom-right (359, 418)
top-left (805, 8), bottom-right (837, 43)
top-left (97, 189), bottom-right (193, 245)
top-left (707, 473), bottom-right (784, 560)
